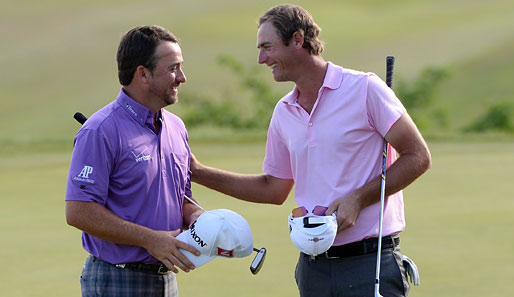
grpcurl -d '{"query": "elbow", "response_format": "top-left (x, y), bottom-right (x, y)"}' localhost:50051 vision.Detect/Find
top-left (425, 154), bottom-right (432, 172)
top-left (65, 202), bottom-right (83, 229)
top-left (269, 193), bottom-right (288, 205)
top-left (65, 209), bottom-right (79, 228)
top-left (420, 147), bottom-right (432, 174)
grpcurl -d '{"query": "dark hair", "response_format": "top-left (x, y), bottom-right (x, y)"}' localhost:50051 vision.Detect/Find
top-left (117, 25), bottom-right (179, 85)
top-left (259, 5), bottom-right (324, 55)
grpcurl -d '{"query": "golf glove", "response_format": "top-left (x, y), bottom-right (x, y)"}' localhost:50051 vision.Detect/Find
top-left (402, 255), bottom-right (420, 286)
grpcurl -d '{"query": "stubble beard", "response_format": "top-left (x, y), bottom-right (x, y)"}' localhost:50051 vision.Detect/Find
top-left (150, 83), bottom-right (178, 107)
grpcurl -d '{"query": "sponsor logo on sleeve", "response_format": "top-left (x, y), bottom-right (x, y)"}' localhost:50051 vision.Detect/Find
top-left (73, 165), bottom-right (95, 184)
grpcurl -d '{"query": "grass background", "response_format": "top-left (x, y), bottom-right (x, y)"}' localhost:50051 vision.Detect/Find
top-left (2, 0), bottom-right (514, 142)
top-left (1, 0), bottom-right (514, 296)
top-left (1, 142), bottom-right (513, 296)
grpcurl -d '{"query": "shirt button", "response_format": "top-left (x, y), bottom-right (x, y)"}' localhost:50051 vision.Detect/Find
top-left (308, 122), bottom-right (313, 126)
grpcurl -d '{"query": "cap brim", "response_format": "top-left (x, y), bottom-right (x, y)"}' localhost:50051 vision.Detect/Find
top-left (176, 231), bottom-right (216, 268)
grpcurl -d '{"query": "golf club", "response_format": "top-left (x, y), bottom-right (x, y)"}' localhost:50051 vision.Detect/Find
top-left (73, 111), bottom-right (267, 274)
top-left (374, 55), bottom-right (395, 297)
top-left (73, 112), bottom-right (87, 125)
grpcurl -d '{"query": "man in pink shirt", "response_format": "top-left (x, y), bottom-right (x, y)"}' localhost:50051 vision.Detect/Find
top-left (191, 5), bottom-right (431, 297)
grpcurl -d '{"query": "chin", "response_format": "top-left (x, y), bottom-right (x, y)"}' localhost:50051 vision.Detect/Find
top-left (273, 76), bottom-right (287, 82)
top-left (273, 72), bottom-right (289, 82)
top-left (167, 97), bottom-right (178, 105)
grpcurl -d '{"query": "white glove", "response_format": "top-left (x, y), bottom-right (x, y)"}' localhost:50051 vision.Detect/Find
top-left (402, 255), bottom-right (420, 286)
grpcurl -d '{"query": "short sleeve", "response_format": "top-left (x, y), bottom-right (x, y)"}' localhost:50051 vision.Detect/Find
top-left (262, 115), bottom-right (293, 179)
top-left (65, 128), bottom-right (114, 204)
top-left (366, 73), bottom-right (406, 137)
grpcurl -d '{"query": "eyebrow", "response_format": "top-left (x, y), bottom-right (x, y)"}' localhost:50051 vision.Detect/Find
top-left (257, 41), bottom-right (272, 49)
top-left (168, 61), bottom-right (182, 68)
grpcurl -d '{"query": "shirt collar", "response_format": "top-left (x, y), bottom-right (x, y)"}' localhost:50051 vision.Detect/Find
top-left (116, 88), bottom-right (158, 127)
top-left (323, 62), bottom-right (344, 90)
top-left (283, 62), bottom-right (343, 105)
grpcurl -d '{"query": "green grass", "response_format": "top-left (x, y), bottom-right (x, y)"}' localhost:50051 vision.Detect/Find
top-left (1, 0), bottom-right (514, 142)
top-left (1, 141), bottom-right (513, 296)
top-left (1, 0), bottom-right (514, 295)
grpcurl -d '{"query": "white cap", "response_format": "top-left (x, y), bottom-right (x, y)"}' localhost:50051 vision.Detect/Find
top-left (288, 213), bottom-right (338, 256)
top-left (177, 209), bottom-right (253, 268)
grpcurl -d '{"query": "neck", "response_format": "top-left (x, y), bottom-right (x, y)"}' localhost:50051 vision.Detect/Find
top-left (294, 56), bottom-right (328, 109)
top-left (122, 86), bottom-right (162, 114)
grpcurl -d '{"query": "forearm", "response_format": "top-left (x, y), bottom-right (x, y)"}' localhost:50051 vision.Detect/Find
top-left (356, 149), bottom-right (431, 208)
top-left (192, 163), bottom-right (292, 205)
top-left (182, 196), bottom-right (204, 228)
top-left (65, 200), bottom-right (156, 249)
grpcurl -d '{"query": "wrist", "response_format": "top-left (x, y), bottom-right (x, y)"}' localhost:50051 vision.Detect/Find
top-left (186, 209), bottom-right (204, 228)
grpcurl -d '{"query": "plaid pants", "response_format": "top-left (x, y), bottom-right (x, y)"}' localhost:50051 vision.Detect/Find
top-left (80, 255), bottom-right (178, 297)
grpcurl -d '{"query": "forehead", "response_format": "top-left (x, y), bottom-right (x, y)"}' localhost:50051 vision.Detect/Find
top-left (257, 22), bottom-right (281, 47)
top-left (155, 41), bottom-right (183, 64)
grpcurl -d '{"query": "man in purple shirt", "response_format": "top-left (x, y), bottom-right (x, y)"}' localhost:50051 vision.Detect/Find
top-left (190, 5), bottom-right (431, 297)
top-left (65, 25), bottom-right (203, 297)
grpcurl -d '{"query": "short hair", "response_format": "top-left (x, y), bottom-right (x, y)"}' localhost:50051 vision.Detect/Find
top-left (259, 5), bottom-right (324, 55)
top-left (117, 25), bottom-right (179, 86)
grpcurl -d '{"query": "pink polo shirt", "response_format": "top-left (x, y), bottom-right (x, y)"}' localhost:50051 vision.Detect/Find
top-left (263, 62), bottom-right (406, 246)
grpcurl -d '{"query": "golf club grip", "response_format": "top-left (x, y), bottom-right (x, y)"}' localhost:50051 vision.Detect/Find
top-left (386, 56), bottom-right (395, 88)
top-left (74, 112), bottom-right (87, 125)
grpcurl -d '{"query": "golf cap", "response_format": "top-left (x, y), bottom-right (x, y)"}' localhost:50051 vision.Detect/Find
top-left (288, 213), bottom-right (337, 256)
top-left (177, 209), bottom-right (253, 268)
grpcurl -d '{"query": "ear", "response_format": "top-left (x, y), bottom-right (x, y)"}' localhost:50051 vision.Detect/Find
top-left (135, 65), bottom-right (151, 85)
top-left (291, 31), bottom-right (305, 49)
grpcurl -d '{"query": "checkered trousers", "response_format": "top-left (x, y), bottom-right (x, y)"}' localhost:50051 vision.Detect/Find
top-left (80, 255), bottom-right (178, 297)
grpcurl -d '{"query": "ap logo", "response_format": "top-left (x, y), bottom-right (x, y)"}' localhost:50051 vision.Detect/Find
top-left (73, 165), bottom-right (95, 184)
top-left (78, 166), bottom-right (93, 178)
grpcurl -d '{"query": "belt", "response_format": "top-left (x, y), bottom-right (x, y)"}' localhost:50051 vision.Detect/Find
top-left (91, 256), bottom-right (171, 275)
top-left (306, 235), bottom-right (400, 260)
top-left (116, 262), bottom-right (171, 275)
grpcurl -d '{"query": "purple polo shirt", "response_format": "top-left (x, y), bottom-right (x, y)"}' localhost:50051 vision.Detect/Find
top-left (263, 63), bottom-right (407, 246)
top-left (65, 88), bottom-right (192, 264)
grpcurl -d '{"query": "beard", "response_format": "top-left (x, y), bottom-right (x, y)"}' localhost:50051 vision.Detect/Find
top-left (150, 82), bottom-right (179, 106)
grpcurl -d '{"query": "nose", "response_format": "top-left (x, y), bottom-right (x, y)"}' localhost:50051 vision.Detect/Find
top-left (258, 49), bottom-right (267, 65)
top-left (177, 68), bottom-right (187, 83)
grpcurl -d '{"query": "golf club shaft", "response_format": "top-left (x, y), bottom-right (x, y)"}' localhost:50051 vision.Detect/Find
top-left (184, 195), bottom-right (205, 211)
top-left (375, 56), bottom-right (395, 297)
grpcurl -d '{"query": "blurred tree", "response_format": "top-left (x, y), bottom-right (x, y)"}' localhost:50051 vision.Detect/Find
top-left (395, 66), bottom-right (450, 130)
top-left (464, 101), bottom-right (514, 133)
top-left (181, 55), bottom-right (280, 130)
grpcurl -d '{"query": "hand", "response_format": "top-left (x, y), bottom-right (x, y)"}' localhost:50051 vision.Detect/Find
top-left (143, 229), bottom-right (200, 273)
top-left (326, 191), bottom-right (365, 233)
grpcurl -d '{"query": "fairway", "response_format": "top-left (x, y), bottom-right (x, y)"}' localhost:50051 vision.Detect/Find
top-left (2, 0), bottom-right (514, 295)
top-left (1, 141), bottom-right (513, 296)
top-left (2, 0), bottom-right (514, 142)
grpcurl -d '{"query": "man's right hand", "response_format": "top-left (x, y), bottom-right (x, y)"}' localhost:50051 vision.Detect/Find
top-left (66, 201), bottom-right (200, 274)
top-left (143, 229), bottom-right (200, 273)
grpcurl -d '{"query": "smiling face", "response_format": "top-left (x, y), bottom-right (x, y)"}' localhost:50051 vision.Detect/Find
top-left (148, 41), bottom-right (186, 107)
top-left (257, 21), bottom-right (299, 82)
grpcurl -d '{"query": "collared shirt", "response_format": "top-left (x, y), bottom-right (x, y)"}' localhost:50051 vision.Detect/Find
top-left (65, 88), bottom-right (191, 264)
top-left (263, 62), bottom-right (406, 246)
